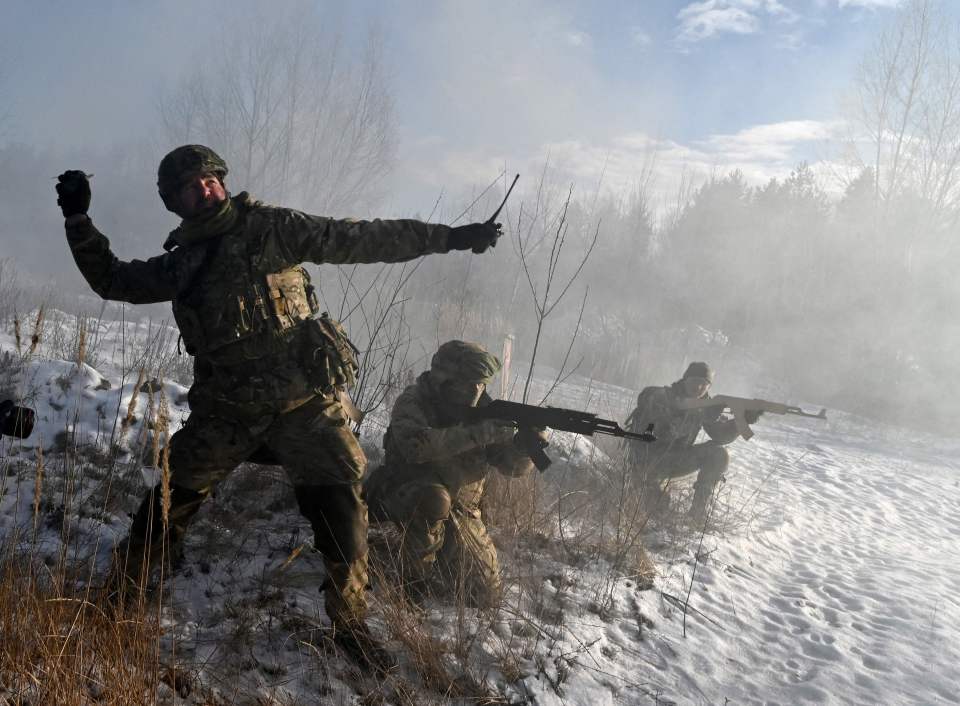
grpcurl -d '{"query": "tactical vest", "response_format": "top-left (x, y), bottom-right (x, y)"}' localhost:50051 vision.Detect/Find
top-left (170, 201), bottom-right (358, 392)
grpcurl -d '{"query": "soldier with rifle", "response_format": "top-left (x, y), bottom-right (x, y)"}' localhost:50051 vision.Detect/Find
top-left (624, 362), bottom-right (825, 521)
top-left (365, 340), bottom-right (655, 606)
top-left (54, 146), bottom-right (506, 669)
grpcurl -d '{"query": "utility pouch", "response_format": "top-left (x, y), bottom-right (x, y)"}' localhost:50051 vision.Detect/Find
top-left (305, 312), bottom-right (360, 392)
top-left (266, 267), bottom-right (317, 332)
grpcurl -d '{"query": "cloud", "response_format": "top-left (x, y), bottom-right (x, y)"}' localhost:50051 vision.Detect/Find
top-left (677, 2), bottom-right (760, 42)
top-left (697, 119), bottom-right (844, 161)
top-left (416, 119), bottom-right (850, 220)
top-left (629, 27), bottom-right (653, 46)
top-left (565, 30), bottom-right (592, 47)
top-left (676, 0), bottom-right (799, 43)
top-left (838, 0), bottom-right (902, 7)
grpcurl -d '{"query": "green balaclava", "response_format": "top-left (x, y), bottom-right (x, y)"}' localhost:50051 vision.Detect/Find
top-left (430, 340), bottom-right (502, 385)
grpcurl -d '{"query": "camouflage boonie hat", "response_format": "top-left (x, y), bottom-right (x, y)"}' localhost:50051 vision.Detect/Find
top-left (683, 361), bottom-right (714, 383)
top-left (430, 340), bottom-right (501, 384)
top-left (157, 144), bottom-right (228, 210)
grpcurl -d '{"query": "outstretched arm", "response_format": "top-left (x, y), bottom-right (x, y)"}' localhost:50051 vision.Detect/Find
top-left (273, 207), bottom-right (501, 265)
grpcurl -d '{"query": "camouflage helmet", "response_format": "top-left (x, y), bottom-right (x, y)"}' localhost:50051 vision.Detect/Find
top-left (430, 340), bottom-right (502, 384)
top-left (682, 361), bottom-right (714, 383)
top-left (157, 144), bottom-right (228, 211)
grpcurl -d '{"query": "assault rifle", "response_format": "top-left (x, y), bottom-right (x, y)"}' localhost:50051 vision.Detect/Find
top-left (0, 400), bottom-right (36, 439)
top-left (464, 399), bottom-right (656, 471)
top-left (674, 395), bottom-right (827, 440)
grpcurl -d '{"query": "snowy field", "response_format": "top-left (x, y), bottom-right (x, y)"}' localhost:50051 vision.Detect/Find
top-left (1, 314), bottom-right (959, 704)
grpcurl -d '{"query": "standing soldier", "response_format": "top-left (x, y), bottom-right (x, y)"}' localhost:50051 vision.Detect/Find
top-left (624, 362), bottom-right (761, 521)
top-left (55, 146), bottom-right (503, 667)
top-left (365, 341), bottom-right (539, 608)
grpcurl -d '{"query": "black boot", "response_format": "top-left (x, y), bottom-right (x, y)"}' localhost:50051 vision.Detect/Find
top-left (105, 484), bottom-right (206, 605)
top-left (331, 619), bottom-right (397, 673)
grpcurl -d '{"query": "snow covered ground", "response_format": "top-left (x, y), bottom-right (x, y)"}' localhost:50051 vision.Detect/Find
top-left (1, 313), bottom-right (958, 704)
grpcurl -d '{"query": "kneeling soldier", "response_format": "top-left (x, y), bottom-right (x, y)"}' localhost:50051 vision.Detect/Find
top-left (625, 362), bottom-right (760, 521)
top-left (366, 341), bottom-right (538, 607)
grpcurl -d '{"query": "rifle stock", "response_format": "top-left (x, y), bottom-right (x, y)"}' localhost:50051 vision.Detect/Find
top-left (674, 394), bottom-right (827, 440)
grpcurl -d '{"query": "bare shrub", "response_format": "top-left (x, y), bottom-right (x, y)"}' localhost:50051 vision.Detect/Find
top-left (0, 257), bottom-right (22, 327)
top-left (0, 557), bottom-right (162, 705)
top-left (159, 0), bottom-right (395, 215)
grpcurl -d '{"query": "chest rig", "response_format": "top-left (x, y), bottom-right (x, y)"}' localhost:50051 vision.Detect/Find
top-left (170, 206), bottom-right (358, 392)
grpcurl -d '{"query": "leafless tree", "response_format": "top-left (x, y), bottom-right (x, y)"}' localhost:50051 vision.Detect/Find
top-left (516, 183), bottom-right (600, 405)
top-left (850, 0), bottom-right (960, 227)
top-left (158, 1), bottom-right (395, 215)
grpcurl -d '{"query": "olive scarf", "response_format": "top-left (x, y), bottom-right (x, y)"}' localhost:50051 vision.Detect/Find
top-left (162, 193), bottom-right (244, 251)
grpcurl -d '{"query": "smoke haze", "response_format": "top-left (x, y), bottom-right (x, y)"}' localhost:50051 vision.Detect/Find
top-left (1, 0), bottom-right (957, 433)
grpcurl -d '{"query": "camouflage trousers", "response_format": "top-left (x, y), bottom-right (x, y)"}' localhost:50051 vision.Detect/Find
top-left (369, 474), bottom-right (501, 608)
top-left (114, 392), bottom-right (369, 627)
top-left (638, 442), bottom-right (730, 518)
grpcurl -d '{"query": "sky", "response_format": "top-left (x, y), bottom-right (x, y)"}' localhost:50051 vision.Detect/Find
top-left (0, 0), bottom-right (934, 216)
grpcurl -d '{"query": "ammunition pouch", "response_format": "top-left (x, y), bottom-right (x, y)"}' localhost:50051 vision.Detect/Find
top-left (176, 266), bottom-right (321, 358)
top-left (304, 312), bottom-right (360, 393)
top-left (265, 268), bottom-right (318, 332)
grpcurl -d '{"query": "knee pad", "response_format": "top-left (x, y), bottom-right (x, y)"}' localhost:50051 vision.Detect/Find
top-left (412, 484), bottom-right (452, 524)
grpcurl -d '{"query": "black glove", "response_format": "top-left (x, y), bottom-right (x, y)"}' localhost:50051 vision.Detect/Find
top-left (448, 221), bottom-right (502, 253)
top-left (744, 409), bottom-right (764, 425)
top-left (514, 426), bottom-right (550, 470)
top-left (514, 426), bottom-right (549, 453)
top-left (56, 170), bottom-right (92, 218)
top-left (0, 400), bottom-right (36, 439)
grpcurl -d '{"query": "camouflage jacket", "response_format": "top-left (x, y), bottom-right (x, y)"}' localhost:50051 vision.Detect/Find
top-left (65, 193), bottom-right (455, 417)
top-left (381, 373), bottom-right (533, 509)
top-left (625, 381), bottom-right (738, 460)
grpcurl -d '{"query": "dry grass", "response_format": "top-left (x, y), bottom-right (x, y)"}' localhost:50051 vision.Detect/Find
top-left (0, 304), bottom-right (177, 706)
top-left (0, 556), bottom-right (163, 705)
top-left (367, 531), bottom-right (501, 704)
top-left (0, 279), bottom-right (761, 705)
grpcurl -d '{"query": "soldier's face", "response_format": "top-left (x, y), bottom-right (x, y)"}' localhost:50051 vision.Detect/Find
top-left (682, 377), bottom-right (711, 399)
top-left (444, 380), bottom-right (485, 407)
top-left (176, 172), bottom-right (227, 218)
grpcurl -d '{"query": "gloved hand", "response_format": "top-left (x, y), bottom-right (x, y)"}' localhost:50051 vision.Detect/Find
top-left (514, 426), bottom-right (549, 464)
top-left (448, 221), bottom-right (502, 253)
top-left (513, 426), bottom-right (548, 452)
top-left (56, 170), bottom-right (92, 218)
top-left (744, 409), bottom-right (764, 425)
top-left (467, 418), bottom-right (517, 446)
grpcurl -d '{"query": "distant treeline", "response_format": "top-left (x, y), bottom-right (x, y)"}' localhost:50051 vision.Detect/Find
top-left (402, 163), bottom-right (958, 433)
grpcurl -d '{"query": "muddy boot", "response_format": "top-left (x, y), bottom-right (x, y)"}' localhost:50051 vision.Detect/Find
top-left (325, 558), bottom-right (396, 672)
top-left (400, 573), bottom-right (434, 607)
top-left (105, 484), bottom-right (206, 607)
top-left (330, 619), bottom-right (396, 673)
